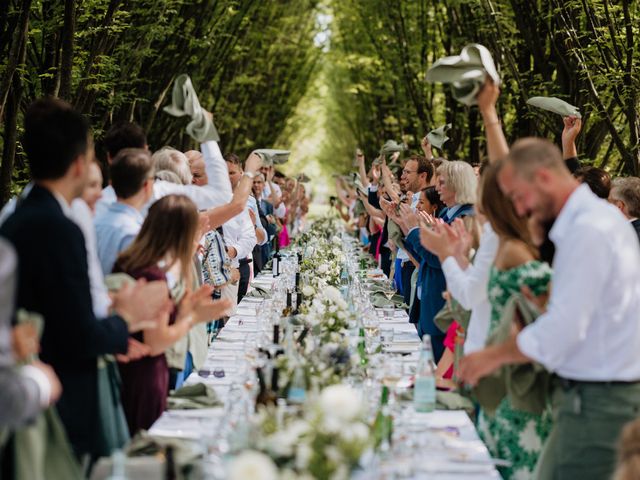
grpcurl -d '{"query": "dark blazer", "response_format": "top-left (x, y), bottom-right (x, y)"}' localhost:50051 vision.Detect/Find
top-left (258, 199), bottom-right (277, 262)
top-left (632, 219), bottom-right (640, 245)
top-left (0, 185), bottom-right (128, 458)
top-left (405, 204), bottom-right (474, 345)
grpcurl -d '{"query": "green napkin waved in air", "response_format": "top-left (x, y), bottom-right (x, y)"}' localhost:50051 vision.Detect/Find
top-left (526, 96), bottom-right (582, 118)
top-left (426, 44), bottom-right (500, 106)
top-left (167, 383), bottom-right (222, 410)
top-left (254, 149), bottom-right (290, 166)
top-left (427, 123), bottom-right (452, 150)
top-left (380, 140), bottom-right (406, 159)
top-left (163, 74), bottom-right (220, 143)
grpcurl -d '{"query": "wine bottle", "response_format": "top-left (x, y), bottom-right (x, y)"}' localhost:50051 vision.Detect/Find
top-left (414, 335), bottom-right (436, 412)
top-left (256, 367), bottom-right (276, 408)
top-left (272, 245), bottom-right (281, 277)
top-left (372, 386), bottom-right (393, 450)
top-left (164, 446), bottom-right (177, 480)
top-left (357, 316), bottom-right (368, 366)
top-left (282, 290), bottom-right (293, 317)
top-left (294, 289), bottom-right (303, 315)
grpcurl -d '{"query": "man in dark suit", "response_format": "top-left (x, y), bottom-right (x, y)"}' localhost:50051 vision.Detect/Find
top-left (252, 174), bottom-right (277, 264)
top-left (609, 177), bottom-right (640, 245)
top-left (0, 98), bottom-right (170, 461)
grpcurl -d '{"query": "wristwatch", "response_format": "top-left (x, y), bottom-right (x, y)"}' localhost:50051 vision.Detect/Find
top-left (242, 171), bottom-right (257, 180)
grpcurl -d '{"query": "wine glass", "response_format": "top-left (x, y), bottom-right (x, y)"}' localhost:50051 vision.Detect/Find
top-left (382, 278), bottom-right (397, 301)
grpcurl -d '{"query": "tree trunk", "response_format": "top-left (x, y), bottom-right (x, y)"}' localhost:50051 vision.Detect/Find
top-left (0, 0), bottom-right (31, 121)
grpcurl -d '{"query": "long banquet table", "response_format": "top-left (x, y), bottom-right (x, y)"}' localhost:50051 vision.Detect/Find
top-left (149, 273), bottom-right (501, 479)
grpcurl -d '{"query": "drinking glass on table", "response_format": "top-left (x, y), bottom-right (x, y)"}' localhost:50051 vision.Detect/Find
top-left (381, 278), bottom-right (397, 301)
top-left (363, 315), bottom-right (380, 353)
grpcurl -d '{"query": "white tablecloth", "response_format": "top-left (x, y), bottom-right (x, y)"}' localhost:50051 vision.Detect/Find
top-left (150, 273), bottom-right (500, 479)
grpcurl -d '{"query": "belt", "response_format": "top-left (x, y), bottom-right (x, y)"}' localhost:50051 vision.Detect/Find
top-left (239, 258), bottom-right (252, 266)
top-left (557, 377), bottom-right (640, 390)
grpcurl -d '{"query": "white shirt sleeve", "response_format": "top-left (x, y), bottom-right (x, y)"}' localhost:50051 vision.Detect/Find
top-left (151, 181), bottom-right (227, 211)
top-left (229, 210), bottom-right (257, 260)
top-left (516, 226), bottom-right (611, 372)
top-left (441, 224), bottom-right (498, 310)
top-left (247, 197), bottom-right (267, 246)
top-left (200, 141), bottom-right (232, 202)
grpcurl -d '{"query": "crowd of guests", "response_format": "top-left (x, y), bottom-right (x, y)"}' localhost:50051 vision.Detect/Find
top-left (0, 97), bottom-right (308, 473)
top-left (335, 80), bottom-right (640, 479)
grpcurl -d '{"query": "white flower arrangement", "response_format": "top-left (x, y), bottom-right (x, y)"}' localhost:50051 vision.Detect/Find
top-left (228, 451), bottom-right (279, 480)
top-left (244, 385), bottom-right (371, 479)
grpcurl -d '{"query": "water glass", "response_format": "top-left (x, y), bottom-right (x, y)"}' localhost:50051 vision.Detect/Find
top-left (382, 306), bottom-right (394, 319)
top-left (380, 327), bottom-right (394, 344)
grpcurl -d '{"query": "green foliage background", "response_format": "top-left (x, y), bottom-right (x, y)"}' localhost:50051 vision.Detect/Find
top-left (1, 0), bottom-right (639, 204)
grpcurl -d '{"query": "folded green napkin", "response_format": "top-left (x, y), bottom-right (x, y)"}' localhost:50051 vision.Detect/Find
top-left (474, 292), bottom-right (551, 415)
top-left (371, 291), bottom-right (408, 309)
top-left (426, 43), bottom-right (500, 106)
top-left (380, 140), bottom-right (406, 158)
top-left (163, 74), bottom-right (220, 142)
top-left (167, 383), bottom-right (222, 410)
top-left (104, 272), bottom-right (136, 292)
top-left (434, 298), bottom-right (471, 334)
top-left (247, 285), bottom-right (271, 298)
top-left (436, 390), bottom-right (475, 415)
top-left (127, 431), bottom-right (201, 479)
top-left (427, 124), bottom-right (452, 150)
top-left (254, 149), bottom-right (290, 166)
top-left (526, 96), bottom-right (582, 118)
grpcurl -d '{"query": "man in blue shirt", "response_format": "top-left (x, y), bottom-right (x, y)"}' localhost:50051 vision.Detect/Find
top-left (94, 148), bottom-right (154, 274)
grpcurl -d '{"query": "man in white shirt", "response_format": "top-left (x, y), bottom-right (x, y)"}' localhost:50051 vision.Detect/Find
top-left (460, 138), bottom-right (640, 480)
top-left (396, 156), bottom-right (433, 305)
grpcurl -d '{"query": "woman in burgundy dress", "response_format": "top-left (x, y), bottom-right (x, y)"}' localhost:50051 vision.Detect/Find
top-left (113, 194), bottom-right (230, 434)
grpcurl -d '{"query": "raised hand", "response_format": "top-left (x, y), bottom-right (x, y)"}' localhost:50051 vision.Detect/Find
top-left (450, 218), bottom-right (473, 257)
top-left (12, 323), bottom-right (39, 361)
top-left (421, 136), bottom-right (433, 160)
top-left (477, 77), bottom-right (500, 115)
top-left (116, 338), bottom-right (151, 363)
top-left (112, 280), bottom-right (174, 333)
top-left (244, 151), bottom-right (263, 174)
top-left (561, 115), bottom-right (582, 159)
top-left (371, 164), bottom-right (381, 183)
top-left (399, 203), bottom-right (419, 230)
top-left (177, 285), bottom-right (233, 325)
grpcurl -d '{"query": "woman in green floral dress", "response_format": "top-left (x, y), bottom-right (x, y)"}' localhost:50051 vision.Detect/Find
top-left (475, 163), bottom-right (553, 479)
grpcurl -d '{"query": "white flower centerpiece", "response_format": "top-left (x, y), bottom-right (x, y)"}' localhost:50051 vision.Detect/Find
top-left (231, 384), bottom-right (372, 480)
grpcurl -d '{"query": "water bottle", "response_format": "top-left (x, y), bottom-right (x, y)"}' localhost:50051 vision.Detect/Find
top-left (106, 449), bottom-right (127, 480)
top-left (413, 335), bottom-right (436, 412)
top-left (287, 364), bottom-right (307, 404)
